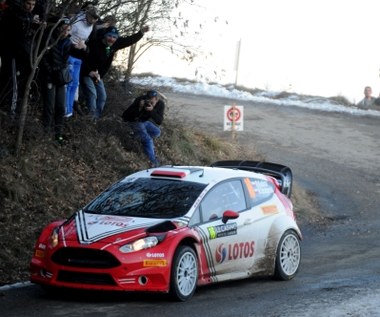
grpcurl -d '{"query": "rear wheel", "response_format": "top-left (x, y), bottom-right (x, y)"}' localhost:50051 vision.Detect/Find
top-left (170, 245), bottom-right (198, 301)
top-left (274, 230), bottom-right (301, 280)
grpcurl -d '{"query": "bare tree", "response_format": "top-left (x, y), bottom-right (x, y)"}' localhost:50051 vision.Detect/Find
top-left (95, 0), bottom-right (200, 77)
top-left (16, 0), bottom-right (73, 156)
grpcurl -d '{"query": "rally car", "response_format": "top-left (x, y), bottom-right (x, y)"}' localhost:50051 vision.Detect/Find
top-left (30, 160), bottom-right (302, 301)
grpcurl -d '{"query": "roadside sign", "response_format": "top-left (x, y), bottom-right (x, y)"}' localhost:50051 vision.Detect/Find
top-left (224, 105), bottom-right (244, 131)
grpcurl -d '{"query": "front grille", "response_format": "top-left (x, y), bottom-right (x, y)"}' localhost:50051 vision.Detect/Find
top-left (52, 248), bottom-right (120, 268)
top-left (57, 270), bottom-right (116, 285)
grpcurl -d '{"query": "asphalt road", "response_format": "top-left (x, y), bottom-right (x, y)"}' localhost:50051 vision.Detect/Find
top-left (1, 92), bottom-right (380, 317)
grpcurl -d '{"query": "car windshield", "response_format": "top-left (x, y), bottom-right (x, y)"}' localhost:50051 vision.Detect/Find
top-left (83, 178), bottom-right (207, 218)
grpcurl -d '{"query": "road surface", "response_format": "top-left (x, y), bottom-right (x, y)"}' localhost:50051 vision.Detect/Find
top-left (1, 92), bottom-right (380, 317)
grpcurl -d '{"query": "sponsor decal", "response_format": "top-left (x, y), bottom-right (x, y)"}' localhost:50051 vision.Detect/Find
top-left (251, 179), bottom-right (273, 195)
top-left (261, 205), bottom-right (278, 215)
top-left (146, 252), bottom-right (165, 258)
top-left (215, 241), bottom-right (255, 264)
top-left (75, 211), bottom-right (162, 244)
top-left (87, 215), bottom-right (134, 228)
top-left (207, 223), bottom-right (237, 240)
top-left (35, 250), bottom-right (45, 258)
top-left (143, 259), bottom-right (167, 267)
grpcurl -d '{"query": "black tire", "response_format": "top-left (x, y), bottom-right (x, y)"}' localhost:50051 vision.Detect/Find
top-left (274, 230), bottom-right (301, 280)
top-left (169, 245), bottom-right (198, 301)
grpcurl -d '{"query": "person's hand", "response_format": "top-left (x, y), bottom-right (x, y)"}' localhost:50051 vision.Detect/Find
top-left (89, 70), bottom-right (100, 81)
top-left (145, 104), bottom-right (153, 111)
top-left (141, 25), bottom-right (149, 34)
top-left (75, 40), bottom-right (87, 50)
top-left (33, 15), bottom-right (41, 24)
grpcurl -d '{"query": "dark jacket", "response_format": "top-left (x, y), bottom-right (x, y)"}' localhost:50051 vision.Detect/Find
top-left (122, 95), bottom-right (165, 125)
top-left (40, 28), bottom-right (86, 85)
top-left (0, 4), bottom-right (38, 57)
top-left (80, 31), bottom-right (144, 78)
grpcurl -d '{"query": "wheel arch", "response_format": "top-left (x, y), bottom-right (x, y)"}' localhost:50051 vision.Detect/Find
top-left (170, 236), bottom-right (200, 264)
top-left (263, 217), bottom-right (302, 276)
top-left (169, 238), bottom-right (200, 301)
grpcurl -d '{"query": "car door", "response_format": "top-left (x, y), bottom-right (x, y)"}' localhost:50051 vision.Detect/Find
top-left (240, 176), bottom-right (279, 273)
top-left (194, 176), bottom-right (280, 281)
top-left (195, 179), bottom-right (255, 282)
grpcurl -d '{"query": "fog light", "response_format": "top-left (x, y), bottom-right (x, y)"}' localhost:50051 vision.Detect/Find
top-left (138, 276), bottom-right (148, 286)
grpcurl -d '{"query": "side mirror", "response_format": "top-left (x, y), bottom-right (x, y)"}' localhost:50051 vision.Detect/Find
top-left (222, 210), bottom-right (239, 224)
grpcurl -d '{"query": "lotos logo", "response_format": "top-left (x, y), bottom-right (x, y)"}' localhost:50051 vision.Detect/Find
top-left (215, 241), bottom-right (255, 264)
top-left (215, 244), bottom-right (227, 263)
top-left (87, 215), bottom-right (134, 227)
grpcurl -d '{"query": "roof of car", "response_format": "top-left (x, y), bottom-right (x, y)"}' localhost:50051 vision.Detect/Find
top-left (124, 166), bottom-right (267, 185)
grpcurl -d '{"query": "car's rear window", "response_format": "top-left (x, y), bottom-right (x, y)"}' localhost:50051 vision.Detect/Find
top-left (83, 178), bottom-right (207, 218)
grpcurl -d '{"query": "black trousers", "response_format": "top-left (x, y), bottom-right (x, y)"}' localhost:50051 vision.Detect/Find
top-left (42, 81), bottom-right (66, 136)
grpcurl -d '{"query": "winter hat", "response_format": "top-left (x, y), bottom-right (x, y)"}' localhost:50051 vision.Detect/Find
top-left (146, 90), bottom-right (158, 98)
top-left (104, 26), bottom-right (119, 38)
top-left (58, 17), bottom-right (71, 27)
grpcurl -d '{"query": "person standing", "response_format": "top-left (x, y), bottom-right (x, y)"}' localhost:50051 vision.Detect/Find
top-left (357, 86), bottom-right (376, 109)
top-left (40, 17), bottom-right (86, 144)
top-left (122, 90), bottom-right (165, 167)
top-left (65, 6), bottom-right (99, 117)
top-left (80, 25), bottom-right (149, 119)
top-left (0, 0), bottom-right (41, 113)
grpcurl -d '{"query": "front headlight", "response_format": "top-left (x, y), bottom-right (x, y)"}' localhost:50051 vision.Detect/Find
top-left (48, 228), bottom-right (59, 248)
top-left (119, 236), bottom-right (158, 253)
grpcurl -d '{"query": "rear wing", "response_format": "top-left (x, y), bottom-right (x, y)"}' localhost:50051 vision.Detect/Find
top-left (210, 160), bottom-right (293, 198)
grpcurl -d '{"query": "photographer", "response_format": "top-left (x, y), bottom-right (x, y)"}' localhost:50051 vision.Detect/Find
top-left (122, 90), bottom-right (165, 167)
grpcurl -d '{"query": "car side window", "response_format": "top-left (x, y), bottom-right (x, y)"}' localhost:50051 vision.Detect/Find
top-left (244, 177), bottom-right (275, 206)
top-left (200, 180), bottom-right (246, 222)
top-left (188, 207), bottom-right (201, 226)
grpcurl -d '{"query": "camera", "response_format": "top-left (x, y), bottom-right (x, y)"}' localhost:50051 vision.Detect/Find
top-left (144, 100), bottom-right (151, 109)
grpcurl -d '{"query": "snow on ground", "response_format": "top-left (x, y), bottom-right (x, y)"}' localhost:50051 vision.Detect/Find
top-left (130, 75), bottom-right (380, 118)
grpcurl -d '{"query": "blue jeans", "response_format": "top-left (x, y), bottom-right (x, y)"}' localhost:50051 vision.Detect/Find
top-left (65, 56), bottom-right (81, 117)
top-left (81, 76), bottom-right (107, 118)
top-left (129, 121), bottom-right (161, 165)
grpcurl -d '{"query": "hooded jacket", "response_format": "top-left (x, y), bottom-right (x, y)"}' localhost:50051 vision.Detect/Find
top-left (80, 30), bottom-right (144, 78)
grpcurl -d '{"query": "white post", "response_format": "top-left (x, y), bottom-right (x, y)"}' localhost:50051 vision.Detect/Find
top-left (234, 39), bottom-right (241, 87)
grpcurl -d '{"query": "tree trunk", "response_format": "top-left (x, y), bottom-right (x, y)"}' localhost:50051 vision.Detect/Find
top-left (15, 68), bottom-right (36, 157)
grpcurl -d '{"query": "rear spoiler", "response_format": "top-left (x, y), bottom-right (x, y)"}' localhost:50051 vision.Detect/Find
top-left (210, 160), bottom-right (293, 198)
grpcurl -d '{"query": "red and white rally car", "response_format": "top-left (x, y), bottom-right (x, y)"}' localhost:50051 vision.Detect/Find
top-left (30, 160), bottom-right (302, 301)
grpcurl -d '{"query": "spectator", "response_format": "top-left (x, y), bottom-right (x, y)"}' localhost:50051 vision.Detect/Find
top-left (65, 5), bottom-right (99, 117)
top-left (80, 25), bottom-right (149, 119)
top-left (39, 17), bottom-right (87, 144)
top-left (0, 0), bottom-right (8, 72)
top-left (357, 86), bottom-right (376, 109)
top-left (0, 0), bottom-right (41, 113)
top-left (122, 90), bottom-right (165, 167)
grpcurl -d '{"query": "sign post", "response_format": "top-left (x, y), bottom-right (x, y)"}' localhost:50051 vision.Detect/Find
top-left (224, 104), bottom-right (244, 140)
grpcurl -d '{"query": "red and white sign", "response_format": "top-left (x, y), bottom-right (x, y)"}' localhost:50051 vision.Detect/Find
top-left (224, 105), bottom-right (244, 131)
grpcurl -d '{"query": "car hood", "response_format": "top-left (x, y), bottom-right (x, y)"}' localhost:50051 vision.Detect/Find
top-left (62, 210), bottom-right (165, 244)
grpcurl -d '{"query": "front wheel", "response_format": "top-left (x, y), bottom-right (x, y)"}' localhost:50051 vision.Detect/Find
top-left (274, 230), bottom-right (301, 280)
top-left (169, 245), bottom-right (198, 301)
